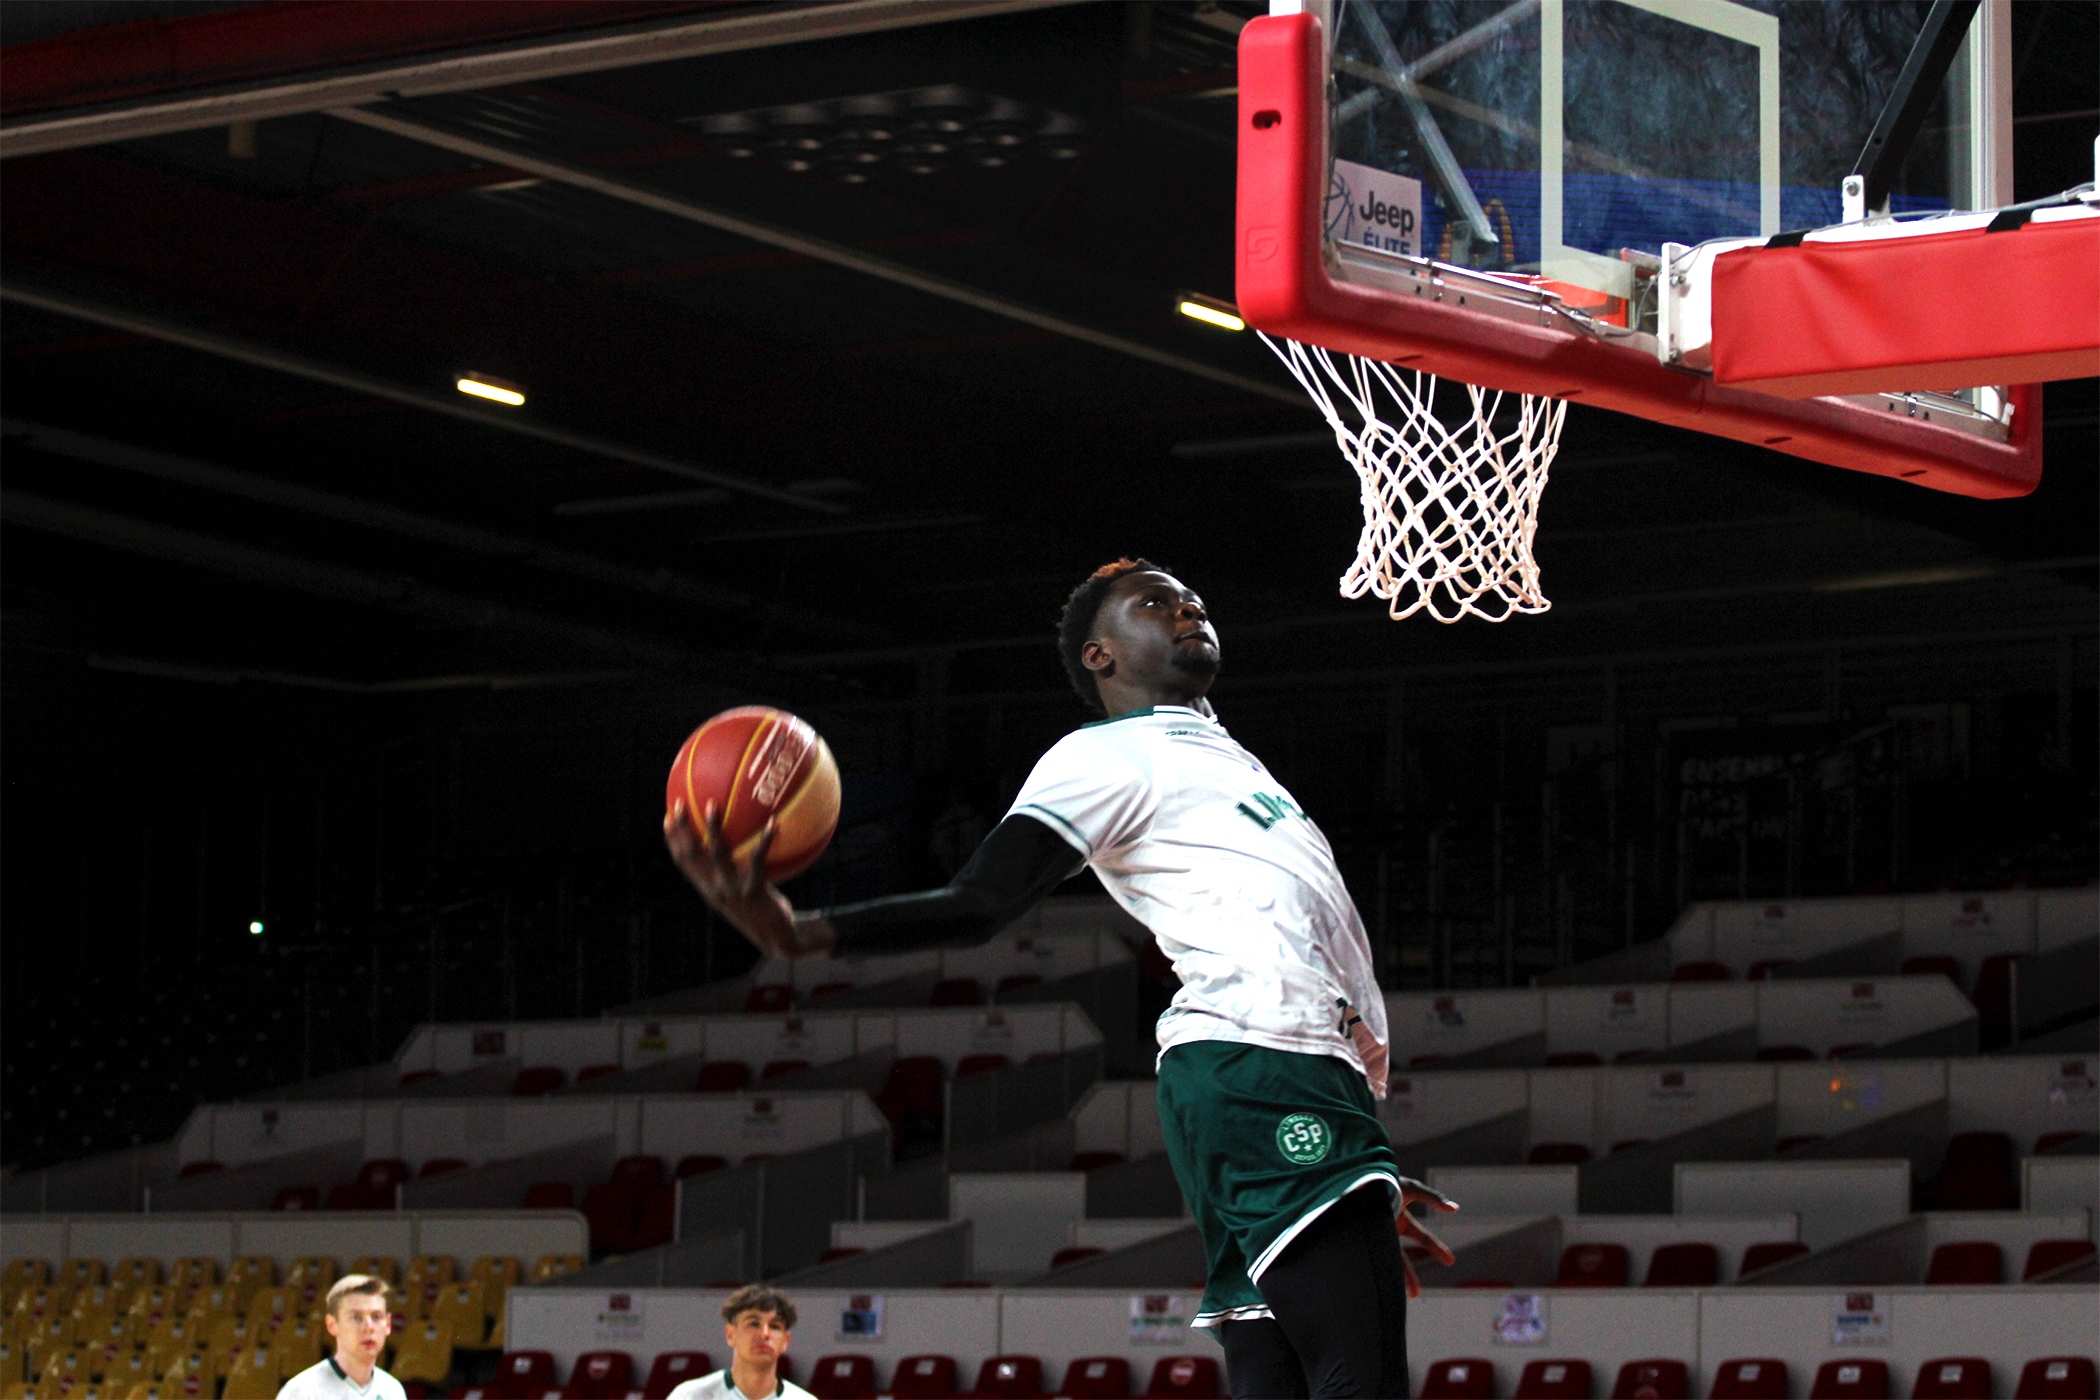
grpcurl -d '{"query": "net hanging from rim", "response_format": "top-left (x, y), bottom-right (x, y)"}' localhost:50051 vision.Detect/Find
top-left (1263, 333), bottom-right (1568, 623)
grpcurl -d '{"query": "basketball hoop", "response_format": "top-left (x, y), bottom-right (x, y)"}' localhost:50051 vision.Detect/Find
top-left (1263, 333), bottom-right (1567, 624)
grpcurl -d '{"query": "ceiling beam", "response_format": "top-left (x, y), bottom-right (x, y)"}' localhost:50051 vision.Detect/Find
top-left (0, 0), bottom-right (1082, 159)
top-left (0, 279), bottom-right (845, 514)
top-left (330, 105), bottom-right (1306, 408)
top-left (1, 487), bottom-right (714, 671)
top-left (3, 417), bottom-right (883, 643)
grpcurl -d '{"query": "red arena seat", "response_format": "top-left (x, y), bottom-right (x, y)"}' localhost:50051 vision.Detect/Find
top-left (972, 1356), bottom-right (1042, 1399)
top-left (1420, 1360), bottom-right (1496, 1399)
top-left (675, 1154), bottom-right (727, 1178)
top-left (520, 1182), bottom-right (574, 1210)
top-left (1049, 1246), bottom-right (1105, 1269)
top-left (1935, 1131), bottom-right (2019, 1210)
top-left (489, 1352), bottom-right (558, 1400)
top-left (1710, 1360), bottom-right (1789, 1399)
top-left (1972, 954), bottom-right (2019, 1045)
top-left (807, 1355), bottom-right (875, 1400)
top-left (1610, 1360), bottom-right (1690, 1399)
top-left (1058, 1358), bottom-right (1131, 1399)
top-left (759, 1058), bottom-right (811, 1081)
top-left (1555, 1243), bottom-right (1630, 1288)
top-left (1670, 961), bottom-right (1729, 982)
top-left (875, 1056), bottom-right (946, 1129)
top-left (743, 983), bottom-right (794, 1014)
top-left (1911, 1359), bottom-right (1992, 1399)
top-left (1643, 1242), bottom-right (1719, 1287)
top-left (566, 1353), bottom-right (634, 1400)
top-left (1515, 1360), bottom-right (1592, 1398)
top-left (955, 1053), bottom-right (1012, 1079)
top-left (512, 1066), bottom-right (566, 1097)
top-left (693, 1061), bottom-right (752, 1094)
top-left (418, 1158), bottom-right (469, 1179)
top-left (1143, 1357), bottom-right (1220, 1399)
top-left (2015, 1358), bottom-right (2098, 1398)
top-left (889, 1355), bottom-right (958, 1400)
top-left (642, 1353), bottom-right (712, 1400)
top-left (928, 977), bottom-right (985, 1006)
top-left (574, 1064), bottom-right (620, 1085)
top-left (1738, 1241), bottom-right (1811, 1275)
top-left (1924, 1241), bottom-right (2003, 1285)
top-left (631, 1184), bottom-right (675, 1251)
top-left (807, 981), bottom-right (855, 1002)
top-left (1809, 1359), bottom-right (1889, 1398)
top-left (1754, 1045), bottom-right (1817, 1061)
top-left (1526, 1143), bottom-right (1592, 1165)
top-left (2023, 1238), bottom-right (2097, 1280)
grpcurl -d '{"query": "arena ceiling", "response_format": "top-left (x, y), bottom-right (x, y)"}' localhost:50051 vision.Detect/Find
top-left (2, 0), bottom-right (2094, 711)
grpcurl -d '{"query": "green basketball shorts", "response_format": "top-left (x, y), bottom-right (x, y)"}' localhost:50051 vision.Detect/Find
top-left (1156, 1039), bottom-right (1401, 1328)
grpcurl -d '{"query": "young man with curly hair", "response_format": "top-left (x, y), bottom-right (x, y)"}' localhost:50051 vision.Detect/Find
top-left (667, 559), bottom-right (1454, 1398)
top-left (663, 1286), bottom-right (812, 1400)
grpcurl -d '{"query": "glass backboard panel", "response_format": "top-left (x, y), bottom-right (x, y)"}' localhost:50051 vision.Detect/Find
top-left (1317, 0), bottom-right (2003, 300)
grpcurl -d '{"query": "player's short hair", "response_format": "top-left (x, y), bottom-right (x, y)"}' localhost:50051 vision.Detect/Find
top-left (324, 1275), bottom-right (390, 1318)
top-left (1058, 557), bottom-right (1167, 711)
top-left (720, 1284), bottom-right (796, 1329)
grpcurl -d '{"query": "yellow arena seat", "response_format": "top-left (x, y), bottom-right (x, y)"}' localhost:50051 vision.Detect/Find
top-left (402, 1258), bottom-right (453, 1291)
top-left (223, 1262), bottom-right (271, 1294)
top-left (158, 1352), bottom-right (213, 1393)
top-left (218, 1347), bottom-right (279, 1400)
top-left (427, 1283), bottom-right (486, 1348)
top-left (53, 1270), bottom-right (99, 1296)
top-left (99, 1355), bottom-right (153, 1396)
top-left (4, 1267), bottom-right (50, 1298)
top-left (528, 1256), bottom-right (581, 1284)
top-left (161, 1268), bottom-right (210, 1296)
top-left (106, 1267), bottom-right (155, 1296)
top-left (346, 1259), bottom-right (398, 1286)
top-left (0, 1341), bottom-right (23, 1385)
top-left (273, 1318), bottom-right (324, 1372)
top-left (282, 1261), bottom-right (333, 1293)
top-left (387, 1321), bottom-right (453, 1388)
top-left (1, 1382), bottom-right (33, 1400)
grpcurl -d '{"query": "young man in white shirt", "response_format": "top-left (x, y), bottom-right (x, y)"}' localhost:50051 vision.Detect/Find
top-left (663, 1286), bottom-right (814, 1400)
top-left (668, 559), bottom-right (1456, 1398)
top-left (276, 1276), bottom-right (407, 1400)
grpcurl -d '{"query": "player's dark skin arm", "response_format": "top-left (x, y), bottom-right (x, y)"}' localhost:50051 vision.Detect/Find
top-left (663, 569), bottom-right (1457, 1291)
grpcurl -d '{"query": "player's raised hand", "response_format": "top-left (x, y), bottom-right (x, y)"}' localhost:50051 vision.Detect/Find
top-left (1394, 1177), bottom-right (1459, 1298)
top-left (664, 799), bottom-right (834, 958)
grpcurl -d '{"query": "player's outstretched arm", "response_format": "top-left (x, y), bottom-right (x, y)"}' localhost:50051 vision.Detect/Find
top-left (1395, 1177), bottom-right (1459, 1299)
top-left (665, 798), bottom-right (839, 959)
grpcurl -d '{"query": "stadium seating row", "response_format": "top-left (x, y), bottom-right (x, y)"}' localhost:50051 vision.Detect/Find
top-left (1483, 1236), bottom-right (2092, 1288)
top-left (1415, 1354), bottom-right (2097, 1398)
top-left (444, 1349), bottom-right (1222, 1400)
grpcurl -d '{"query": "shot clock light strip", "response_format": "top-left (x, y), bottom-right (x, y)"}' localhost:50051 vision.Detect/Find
top-left (1176, 292), bottom-right (1246, 333)
top-left (457, 373), bottom-right (525, 407)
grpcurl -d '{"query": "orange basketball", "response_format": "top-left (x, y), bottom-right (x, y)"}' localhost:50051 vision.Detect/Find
top-left (665, 706), bottom-right (841, 881)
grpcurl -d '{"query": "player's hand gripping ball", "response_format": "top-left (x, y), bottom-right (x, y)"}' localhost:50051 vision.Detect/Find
top-left (665, 707), bottom-right (841, 881)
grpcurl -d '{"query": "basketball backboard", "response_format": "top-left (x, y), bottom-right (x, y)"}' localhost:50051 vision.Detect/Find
top-left (1237, 0), bottom-right (2046, 498)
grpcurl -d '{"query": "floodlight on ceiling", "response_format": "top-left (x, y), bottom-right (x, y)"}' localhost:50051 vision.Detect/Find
top-left (1176, 292), bottom-right (1246, 333)
top-left (457, 373), bottom-right (525, 407)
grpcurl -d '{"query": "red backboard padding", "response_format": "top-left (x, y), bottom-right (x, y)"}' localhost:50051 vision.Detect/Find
top-left (1711, 215), bottom-right (2100, 398)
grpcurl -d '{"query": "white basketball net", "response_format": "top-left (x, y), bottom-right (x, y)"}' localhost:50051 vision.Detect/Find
top-left (1263, 334), bottom-right (1568, 623)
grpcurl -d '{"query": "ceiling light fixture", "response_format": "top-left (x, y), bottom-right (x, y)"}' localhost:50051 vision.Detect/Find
top-left (457, 373), bottom-right (525, 407)
top-left (1176, 292), bottom-right (1246, 332)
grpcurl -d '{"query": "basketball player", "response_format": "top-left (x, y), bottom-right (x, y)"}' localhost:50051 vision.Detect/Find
top-left (276, 1276), bottom-right (405, 1400)
top-left (663, 1286), bottom-right (813, 1400)
top-left (667, 559), bottom-right (1455, 1398)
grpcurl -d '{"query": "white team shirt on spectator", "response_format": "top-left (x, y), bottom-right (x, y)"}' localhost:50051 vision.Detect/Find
top-left (1007, 704), bottom-right (1390, 1087)
top-left (277, 1358), bottom-right (408, 1400)
top-left (665, 1370), bottom-right (815, 1400)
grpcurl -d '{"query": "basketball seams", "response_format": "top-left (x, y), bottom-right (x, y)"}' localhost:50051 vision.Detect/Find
top-left (720, 713), bottom-right (777, 840)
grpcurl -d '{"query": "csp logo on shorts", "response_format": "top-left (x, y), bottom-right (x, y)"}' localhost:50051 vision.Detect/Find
top-left (1275, 1112), bottom-right (1332, 1166)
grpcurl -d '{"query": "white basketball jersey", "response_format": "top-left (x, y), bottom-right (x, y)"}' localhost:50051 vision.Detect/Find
top-left (1008, 704), bottom-right (1389, 1086)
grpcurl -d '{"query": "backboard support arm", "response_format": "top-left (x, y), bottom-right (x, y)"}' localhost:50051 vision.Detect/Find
top-left (1850, 0), bottom-right (1982, 217)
